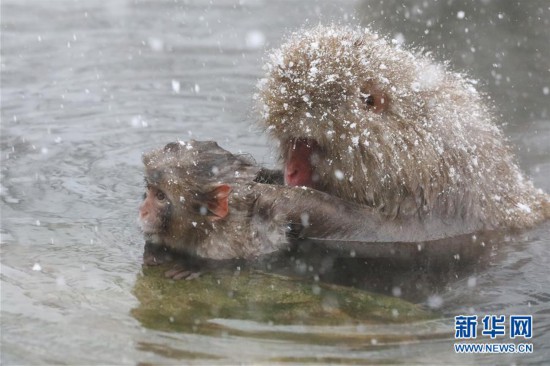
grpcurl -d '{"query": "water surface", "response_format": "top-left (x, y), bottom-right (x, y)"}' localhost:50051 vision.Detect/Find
top-left (2, 0), bottom-right (549, 364)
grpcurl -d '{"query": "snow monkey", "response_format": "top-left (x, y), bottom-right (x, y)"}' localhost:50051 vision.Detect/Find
top-left (139, 140), bottom-right (471, 278)
top-left (139, 141), bottom-right (287, 268)
top-left (256, 25), bottom-right (549, 233)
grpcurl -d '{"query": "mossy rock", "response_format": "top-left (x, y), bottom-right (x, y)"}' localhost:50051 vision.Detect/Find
top-left (132, 266), bottom-right (434, 339)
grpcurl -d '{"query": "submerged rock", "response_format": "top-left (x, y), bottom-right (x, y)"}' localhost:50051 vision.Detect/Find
top-left (132, 266), bottom-right (433, 335)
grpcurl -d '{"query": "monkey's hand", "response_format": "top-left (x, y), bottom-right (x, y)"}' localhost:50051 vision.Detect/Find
top-left (164, 264), bottom-right (202, 280)
top-left (142, 242), bottom-right (174, 266)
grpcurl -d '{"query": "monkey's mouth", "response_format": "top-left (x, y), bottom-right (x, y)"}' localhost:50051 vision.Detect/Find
top-left (142, 232), bottom-right (162, 245)
top-left (138, 218), bottom-right (161, 235)
top-left (141, 227), bottom-right (159, 235)
top-left (284, 138), bottom-right (319, 188)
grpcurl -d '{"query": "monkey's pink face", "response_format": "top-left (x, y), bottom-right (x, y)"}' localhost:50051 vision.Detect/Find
top-left (138, 186), bottom-right (171, 234)
top-left (282, 90), bottom-right (389, 190)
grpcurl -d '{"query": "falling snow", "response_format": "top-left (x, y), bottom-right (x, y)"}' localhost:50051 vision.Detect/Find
top-left (256, 25), bottom-right (549, 230)
top-left (427, 295), bottom-right (443, 309)
top-left (171, 80), bottom-right (181, 93)
top-left (245, 30), bottom-right (266, 50)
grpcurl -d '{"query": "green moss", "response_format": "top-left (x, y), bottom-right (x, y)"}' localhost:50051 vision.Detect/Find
top-left (132, 266), bottom-right (434, 336)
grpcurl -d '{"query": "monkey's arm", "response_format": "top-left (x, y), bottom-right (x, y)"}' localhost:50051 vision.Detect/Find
top-left (143, 241), bottom-right (174, 266)
top-left (254, 168), bottom-right (284, 185)
top-left (254, 184), bottom-right (485, 243)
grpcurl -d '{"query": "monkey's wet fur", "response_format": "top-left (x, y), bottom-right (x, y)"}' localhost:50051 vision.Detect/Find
top-left (257, 25), bottom-right (549, 230)
top-left (138, 26), bottom-right (549, 278)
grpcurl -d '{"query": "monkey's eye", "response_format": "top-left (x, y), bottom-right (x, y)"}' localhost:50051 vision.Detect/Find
top-left (365, 95), bottom-right (375, 107)
top-left (359, 90), bottom-right (388, 113)
top-left (156, 191), bottom-right (166, 201)
top-left (360, 93), bottom-right (376, 108)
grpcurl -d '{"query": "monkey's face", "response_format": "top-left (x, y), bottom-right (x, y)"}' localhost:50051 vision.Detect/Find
top-left (138, 180), bottom-right (219, 250)
top-left (258, 27), bottom-right (395, 194)
top-left (281, 86), bottom-right (389, 190)
top-left (257, 25), bottom-right (449, 204)
top-left (140, 142), bottom-right (236, 251)
top-left (139, 184), bottom-right (171, 236)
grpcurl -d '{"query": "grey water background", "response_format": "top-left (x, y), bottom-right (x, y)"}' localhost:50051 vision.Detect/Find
top-left (1, 0), bottom-right (549, 364)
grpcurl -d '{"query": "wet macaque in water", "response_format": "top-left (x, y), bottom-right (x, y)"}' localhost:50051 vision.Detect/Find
top-left (256, 25), bottom-right (549, 234)
top-left (138, 140), bottom-right (288, 278)
top-left (139, 140), bottom-right (453, 278)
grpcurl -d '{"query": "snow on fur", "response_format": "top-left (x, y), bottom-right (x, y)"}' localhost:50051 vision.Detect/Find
top-left (257, 25), bottom-right (549, 230)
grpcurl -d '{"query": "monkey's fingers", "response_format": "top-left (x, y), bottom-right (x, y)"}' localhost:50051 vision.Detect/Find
top-left (164, 264), bottom-right (202, 280)
top-left (165, 265), bottom-right (187, 278)
top-left (185, 272), bottom-right (201, 280)
top-left (171, 270), bottom-right (193, 280)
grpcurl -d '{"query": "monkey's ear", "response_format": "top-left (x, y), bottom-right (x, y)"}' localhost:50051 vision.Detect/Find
top-left (206, 184), bottom-right (232, 221)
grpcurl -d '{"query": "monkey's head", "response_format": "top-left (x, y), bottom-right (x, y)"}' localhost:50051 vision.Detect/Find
top-left (139, 141), bottom-right (242, 253)
top-left (256, 25), bottom-right (497, 215)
